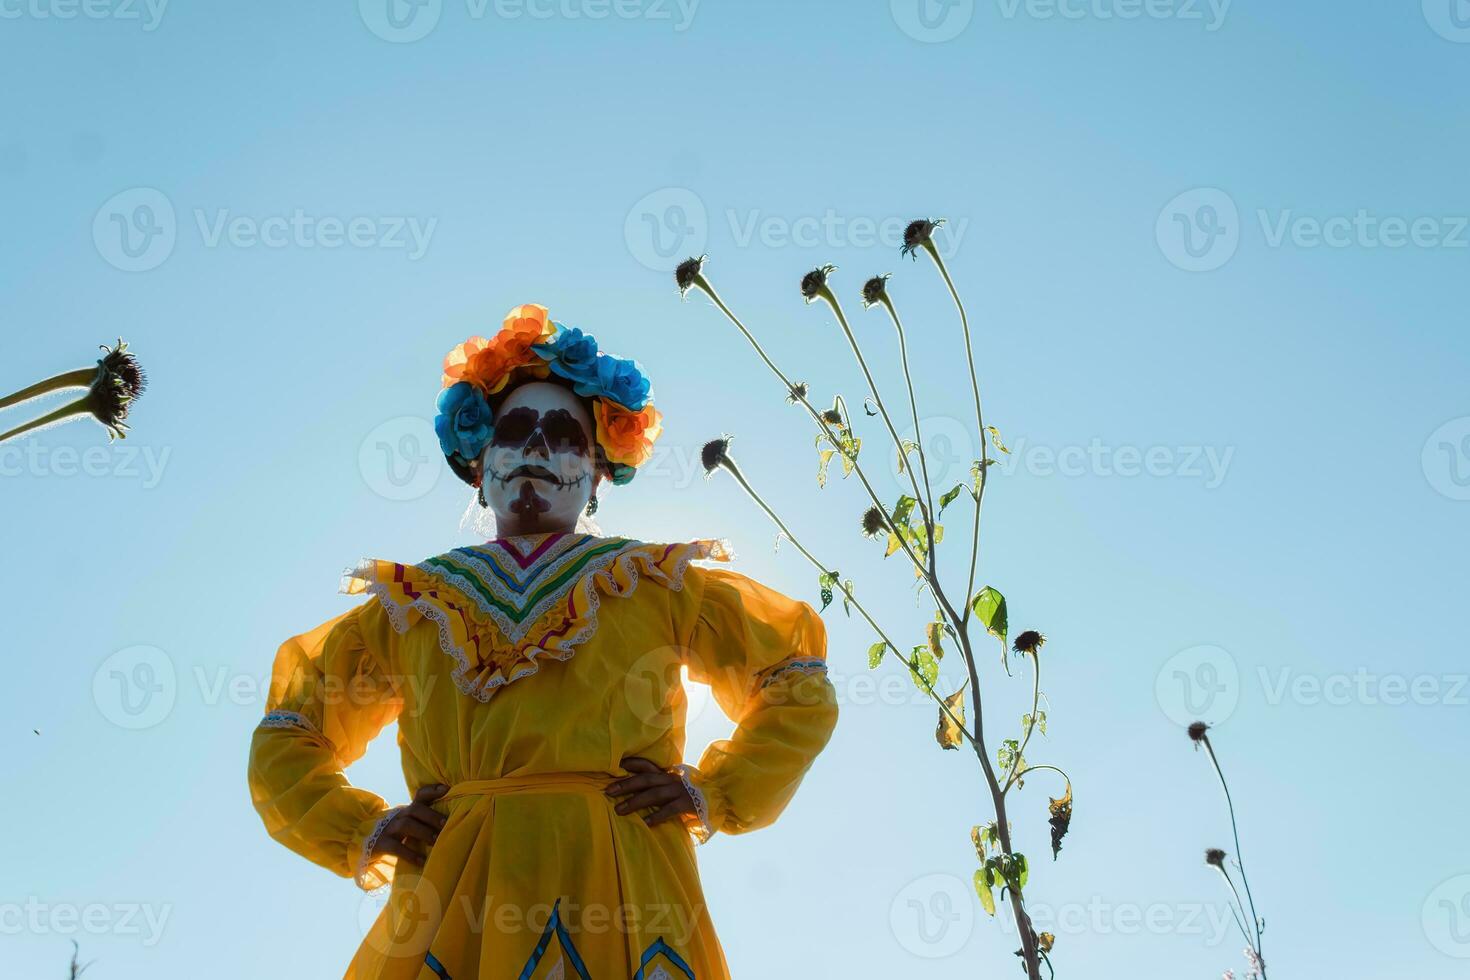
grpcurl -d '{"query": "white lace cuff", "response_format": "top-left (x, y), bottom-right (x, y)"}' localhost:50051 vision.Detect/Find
top-left (672, 764), bottom-right (714, 845)
top-left (354, 806), bottom-right (405, 891)
top-left (758, 657), bottom-right (829, 690)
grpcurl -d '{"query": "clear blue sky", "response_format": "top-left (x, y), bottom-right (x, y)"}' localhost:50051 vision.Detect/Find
top-left (3, 2), bottom-right (1468, 977)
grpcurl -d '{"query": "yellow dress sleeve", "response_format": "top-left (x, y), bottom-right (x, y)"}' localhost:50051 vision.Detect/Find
top-left (677, 566), bottom-right (838, 842)
top-left (247, 600), bottom-right (404, 890)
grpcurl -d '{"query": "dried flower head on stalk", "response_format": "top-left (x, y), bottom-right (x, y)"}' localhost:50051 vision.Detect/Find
top-left (861, 275), bottom-right (890, 309)
top-left (901, 218), bottom-right (945, 259)
top-left (1189, 724), bottom-right (1268, 979)
top-left (800, 264), bottom-right (836, 304)
top-left (0, 339), bottom-right (148, 444)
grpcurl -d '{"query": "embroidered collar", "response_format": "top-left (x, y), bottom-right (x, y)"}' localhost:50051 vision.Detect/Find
top-left (342, 536), bottom-right (731, 702)
top-left (419, 533), bottom-right (633, 644)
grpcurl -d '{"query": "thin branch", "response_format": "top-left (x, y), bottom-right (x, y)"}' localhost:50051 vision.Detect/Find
top-left (715, 454), bottom-right (976, 744)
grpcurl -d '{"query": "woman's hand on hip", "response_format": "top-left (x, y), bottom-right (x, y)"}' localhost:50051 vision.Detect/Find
top-left (605, 756), bottom-right (696, 828)
top-left (371, 783), bottom-right (449, 867)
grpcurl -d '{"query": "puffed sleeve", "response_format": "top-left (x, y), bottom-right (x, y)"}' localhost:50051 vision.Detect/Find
top-left (247, 600), bottom-right (404, 890)
top-left (676, 566), bottom-right (838, 842)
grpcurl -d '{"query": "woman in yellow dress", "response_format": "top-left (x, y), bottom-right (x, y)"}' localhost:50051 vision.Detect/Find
top-left (248, 304), bottom-right (838, 979)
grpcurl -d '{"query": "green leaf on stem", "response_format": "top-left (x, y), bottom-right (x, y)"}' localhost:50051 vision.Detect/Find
top-left (817, 570), bottom-right (839, 611)
top-left (841, 579), bottom-right (855, 617)
top-left (974, 871), bottom-right (996, 916)
top-left (998, 739), bottom-right (1028, 787)
top-left (939, 482), bottom-right (966, 515)
top-left (971, 459), bottom-right (993, 494)
top-left (816, 448), bottom-right (835, 488)
top-left (908, 644), bottom-right (939, 691)
top-left (838, 433), bottom-right (861, 476)
top-left (986, 426), bottom-right (1011, 454)
top-left (891, 495), bottom-right (918, 526)
top-left (867, 641), bottom-right (887, 669)
top-left (1022, 710), bottom-right (1047, 736)
top-left (970, 586), bottom-right (1009, 653)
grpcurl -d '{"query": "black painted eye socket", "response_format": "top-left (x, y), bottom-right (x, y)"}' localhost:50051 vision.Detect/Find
top-left (540, 409), bottom-right (589, 455)
top-left (490, 406), bottom-right (589, 456)
top-left (491, 407), bottom-right (538, 447)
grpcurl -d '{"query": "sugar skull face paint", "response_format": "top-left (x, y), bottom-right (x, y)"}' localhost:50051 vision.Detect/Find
top-left (479, 382), bottom-right (598, 533)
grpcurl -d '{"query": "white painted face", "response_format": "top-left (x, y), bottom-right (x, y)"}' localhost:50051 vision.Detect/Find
top-left (479, 382), bottom-right (598, 533)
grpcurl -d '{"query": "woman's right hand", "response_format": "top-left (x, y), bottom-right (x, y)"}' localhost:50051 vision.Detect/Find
top-left (371, 784), bottom-right (449, 868)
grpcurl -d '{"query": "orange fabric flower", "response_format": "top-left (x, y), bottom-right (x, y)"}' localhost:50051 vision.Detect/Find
top-left (595, 400), bottom-right (663, 468)
top-left (441, 304), bottom-right (555, 394)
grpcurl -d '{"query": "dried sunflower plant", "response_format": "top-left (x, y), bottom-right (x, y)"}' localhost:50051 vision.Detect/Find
top-left (1191, 722), bottom-right (1268, 980)
top-left (0, 339), bottom-right (147, 444)
top-left (675, 219), bottom-right (1071, 979)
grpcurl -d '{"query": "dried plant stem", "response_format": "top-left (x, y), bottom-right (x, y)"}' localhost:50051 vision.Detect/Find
top-left (1202, 735), bottom-right (1264, 967)
top-left (715, 454), bottom-right (975, 744)
top-left (814, 284), bottom-right (934, 553)
top-left (920, 242), bottom-right (987, 626)
top-left (1003, 651), bottom-right (1043, 792)
top-left (874, 294), bottom-right (937, 526)
top-left (1211, 863), bottom-right (1257, 962)
top-left (0, 399), bottom-right (89, 445)
top-left (688, 274), bottom-right (940, 594)
top-left (897, 246), bottom-right (1043, 976)
top-left (0, 367), bottom-right (96, 412)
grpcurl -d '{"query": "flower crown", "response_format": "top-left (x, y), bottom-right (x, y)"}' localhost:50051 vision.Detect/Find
top-left (434, 304), bottom-right (662, 487)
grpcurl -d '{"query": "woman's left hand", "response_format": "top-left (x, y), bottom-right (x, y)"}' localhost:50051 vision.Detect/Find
top-left (605, 756), bottom-right (696, 827)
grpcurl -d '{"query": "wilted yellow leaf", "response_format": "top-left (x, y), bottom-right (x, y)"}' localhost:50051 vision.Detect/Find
top-left (936, 681), bottom-right (968, 750)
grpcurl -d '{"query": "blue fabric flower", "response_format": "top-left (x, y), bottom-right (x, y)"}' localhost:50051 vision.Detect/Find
top-left (434, 382), bottom-right (494, 461)
top-left (532, 323), bottom-right (601, 391)
top-left (582, 354), bottom-right (652, 411)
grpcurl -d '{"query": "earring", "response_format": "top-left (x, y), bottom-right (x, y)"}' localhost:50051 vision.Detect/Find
top-left (585, 494), bottom-right (599, 517)
top-left (477, 483), bottom-right (488, 508)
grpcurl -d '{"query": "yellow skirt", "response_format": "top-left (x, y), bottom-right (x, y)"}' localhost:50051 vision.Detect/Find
top-left (348, 773), bottom-right (728, 980)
